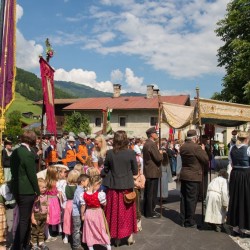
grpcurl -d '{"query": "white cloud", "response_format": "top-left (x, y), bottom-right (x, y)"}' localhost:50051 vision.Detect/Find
top-left (124, 68), bottom-right (145, 93)
top-left (110, 69), bottom-right (123, 83)
top-left (16, 4), bottom-right (23, 22)
top-left (80, 0), bottom-right (229, 78)
top-left (54, 68), bottom-right (113, 92)
top-left (16, 5), bottom-right (43, 70)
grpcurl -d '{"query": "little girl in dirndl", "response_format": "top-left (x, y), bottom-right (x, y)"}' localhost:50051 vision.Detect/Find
top-left (81, 175), bottom-right (111, 250)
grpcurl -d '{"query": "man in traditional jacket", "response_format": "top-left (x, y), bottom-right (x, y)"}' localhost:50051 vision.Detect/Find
top-left (142, 127), bottom-right (163, 218)
top-left (180, 130), bottom-right (209, 228)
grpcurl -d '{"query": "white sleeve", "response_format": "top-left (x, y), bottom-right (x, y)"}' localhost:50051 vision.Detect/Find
top-left (92, 151), bottom-right (98, 163)
top-left (221, 179), bottom-right (229, 207)
top-left (98, 191), bottom-right (106, 204)
top-left (0, 184), bottom-right (13, 201)
top-left (247, 146), bottom-right (250, 157)
top-left (79, 191), bottom-right (85, 206)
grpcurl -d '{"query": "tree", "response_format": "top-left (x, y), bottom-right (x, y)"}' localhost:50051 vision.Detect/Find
top-left (215, 0), bottom-right (250, 104)
top-left (4, 111), bottom-right (23, 144)
top-left (63, 112), bottom-right (91, 136)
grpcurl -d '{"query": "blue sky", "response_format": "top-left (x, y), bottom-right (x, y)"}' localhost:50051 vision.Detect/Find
top-left (16, 0), bottom-right (230, 98)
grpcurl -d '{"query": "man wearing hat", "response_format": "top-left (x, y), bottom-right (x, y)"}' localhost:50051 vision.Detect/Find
top-left (62, 136), bottom-right (77, 170)
top-left (57, 131), bottom-right (68, 159)
top-left (179, 129), bottom-right (209, 228)
top-left (142, 127), bottom-right (163, 218)
top-left (76, 132), bottom-right (88, 165)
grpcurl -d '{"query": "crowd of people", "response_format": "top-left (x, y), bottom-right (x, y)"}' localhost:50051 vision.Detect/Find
top-left (0, 127), bottom-right (249, 250)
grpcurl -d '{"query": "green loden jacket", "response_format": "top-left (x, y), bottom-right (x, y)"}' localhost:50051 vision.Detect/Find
top-left (10, 145), bottom-right (40, 196)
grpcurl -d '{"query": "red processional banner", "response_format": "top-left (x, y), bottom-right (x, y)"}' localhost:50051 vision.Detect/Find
top-left (39, 57), bottom-right (56, 135)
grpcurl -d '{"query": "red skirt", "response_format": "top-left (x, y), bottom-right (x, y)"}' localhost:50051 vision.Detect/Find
top-left (105, 189), bottom-right (137, 239)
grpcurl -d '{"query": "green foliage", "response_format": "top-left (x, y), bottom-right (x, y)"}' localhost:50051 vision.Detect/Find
top-left (215, 0), bottom-right (250, 104)
top-left (16, 68), bottom-right (75, 101)
top-left (63, 112), bottom-right (91, 135)
top-left (4, 111), bottom-right (23, 144)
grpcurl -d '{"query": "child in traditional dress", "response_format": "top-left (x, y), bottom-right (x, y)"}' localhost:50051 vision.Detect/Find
top-left (158, 150), bottom-right (171, 202)
top-left (0, 183), bottom-right (12, 247)
top-left (205, 169), bottom-right (229, 232)
top-left (45, 166), bottom-right (61, 242)
top-left (81, 175), bottom-right (111, 250)
top-left (62, 170), bottom-right (80, 244)
top-left (72, 174), bottom-right (90, 250)
top-left (56, 164), bottom-right (69, 236)
top-left (30, 178), bottom-right (49, 250)
top-left (134, 157), bottom-right (145, 231)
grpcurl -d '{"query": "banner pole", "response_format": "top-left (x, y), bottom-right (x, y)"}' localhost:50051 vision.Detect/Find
top-left (158, 94), bottom-right (163, 217)
top-left (196, 87), bottom-right (204, 225)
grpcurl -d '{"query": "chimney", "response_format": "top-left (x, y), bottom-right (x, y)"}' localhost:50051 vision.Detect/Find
top-left (146, 85), bottom-right (154, 98)
top-left (113, 84), bottom-right (121, 98)
top-left (153, 88), bottom-right (160, 97)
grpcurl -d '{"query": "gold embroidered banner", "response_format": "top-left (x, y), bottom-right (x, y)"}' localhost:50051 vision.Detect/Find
top-left (199, 98), bottom-right (250, 122)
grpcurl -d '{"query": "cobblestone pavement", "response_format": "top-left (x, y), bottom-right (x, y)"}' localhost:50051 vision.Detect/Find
top-left (5, 180), bottom-right (249, 250)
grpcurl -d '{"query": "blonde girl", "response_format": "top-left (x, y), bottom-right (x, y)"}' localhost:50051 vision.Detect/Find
top-left (83, 156), bottom-right (93, 174)
top-left (92, 135), bottom-right (107, 173)
top-left (74, 163), bottom-right (85, 175)
top-left (81, 175), bottom-right (111, 250)
top-left (55, 164), bottom-right (69, 237)
top-left (62, 170), bottom-right (80, 244)
top-left (45, 166), bottom-right (61, 241)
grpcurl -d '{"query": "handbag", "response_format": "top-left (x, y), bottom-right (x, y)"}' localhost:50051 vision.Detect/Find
top-left (123, 190), bottom-right (136, 204)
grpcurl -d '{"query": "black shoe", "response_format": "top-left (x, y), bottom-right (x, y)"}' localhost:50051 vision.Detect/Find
top-left (185, 224), bottom-right (197, 229)
top-left (146, 214), bottom-right (161, 219)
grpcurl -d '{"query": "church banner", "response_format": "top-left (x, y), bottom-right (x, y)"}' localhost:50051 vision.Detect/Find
top-left (39, 57), bottom-right (56, 135)
top-left (0, 0), bottom-right (16, 114)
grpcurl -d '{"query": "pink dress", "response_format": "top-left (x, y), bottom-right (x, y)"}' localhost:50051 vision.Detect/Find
top-left (46, 185), bottom-right (61, 225)
top-left (63, 185), bottom-right (77, 235)
top-left (82, 191), bottom-right (110, 246)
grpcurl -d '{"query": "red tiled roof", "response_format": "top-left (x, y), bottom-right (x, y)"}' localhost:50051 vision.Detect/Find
top-left (34, 98), bottom-right (82, 105)
top-left (63, 95), bottom-right (190, 110)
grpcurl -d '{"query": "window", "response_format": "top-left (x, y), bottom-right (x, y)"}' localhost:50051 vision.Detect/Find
top-left (119, 117), bottom-right (126, 127)
top-left (95, 117), bottom-right (101, 127)
top-left (150, 117), bottom-right (158, 126)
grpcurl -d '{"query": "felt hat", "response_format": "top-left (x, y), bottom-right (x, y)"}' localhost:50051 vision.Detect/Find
top-left (69, 131), bottom-right (76, 137)
top-left (78, 132), bottom-right (86, 139)
top-left (67, 136), bottom-right (75, 142)
top-left (187, 129), bottom-right (197, 137)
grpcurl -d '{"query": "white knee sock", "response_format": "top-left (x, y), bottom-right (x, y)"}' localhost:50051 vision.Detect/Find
top-left (106, 244), bottom-right (111, 250)
top-left (45, 224), bottom-right (51, 238)
top-left (58, 223), bottom-right (62, 233)
top-left (88, 246), bottom-right (94, 250)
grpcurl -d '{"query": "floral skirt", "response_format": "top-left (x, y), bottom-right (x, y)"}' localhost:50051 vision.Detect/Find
top-left (105, 189), bottom-right (137, 239)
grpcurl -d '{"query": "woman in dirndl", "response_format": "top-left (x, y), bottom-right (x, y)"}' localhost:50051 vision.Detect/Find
top-left (227, 131), bottom-right (250, 236)
top-left (103, 130), bottom-right (138, 246)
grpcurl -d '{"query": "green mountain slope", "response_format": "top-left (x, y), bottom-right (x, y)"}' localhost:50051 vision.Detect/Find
top-left (55, 80), bottom-right (112, 98)
top-left (16, 67), bottom-right (143, 100)
top-left (6, 92), bottom-right (42, 124)
top-left (16, 68), bottom-right (75, 101)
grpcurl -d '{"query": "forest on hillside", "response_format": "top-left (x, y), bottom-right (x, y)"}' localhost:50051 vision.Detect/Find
top-left (15, 68), bottom-right (75, 101)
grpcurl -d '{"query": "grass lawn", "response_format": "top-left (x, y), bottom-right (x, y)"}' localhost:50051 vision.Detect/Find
top-left (6, 93), bottom-right (42, 124)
